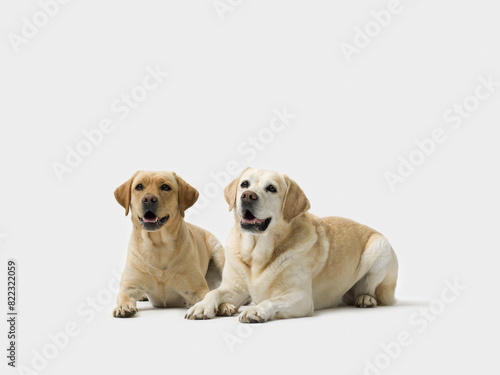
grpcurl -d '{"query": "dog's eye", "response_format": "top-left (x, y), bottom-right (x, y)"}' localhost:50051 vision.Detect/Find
top-left (266, 185), bottom-right (277, 193)
top-left (161, 184), bottom-right (171, 191)
top-left (240, 181), bottom-right (249, 188)
top-left (135, 184), bottom-right (143, 191)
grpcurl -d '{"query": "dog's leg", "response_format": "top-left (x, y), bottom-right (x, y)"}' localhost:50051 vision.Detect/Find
top-left (184, 285), bottom-right (250, 319)
top-left (185, 266), bottom-right (250, 320)
top-left (350, 236), bottom-right (398, 308)
top-left (239, 260), bottom-right (314, 323)
top-left (113, 285), bottom-right (144, 318)
top-left (374, 251), bottom-right (398, 306)
top-left (171, 271), bottom-right (211, 307)
top-left (239, 289), bottom-right (313, 323)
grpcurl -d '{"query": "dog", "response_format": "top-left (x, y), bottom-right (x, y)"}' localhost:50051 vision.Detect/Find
top-left (113, 171), bottom-right (225, 318)
top-left (185, 167), bottom-right (398, 322)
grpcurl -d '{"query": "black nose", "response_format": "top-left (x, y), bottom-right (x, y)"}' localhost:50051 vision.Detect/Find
top-left (241, 190), bottom-right (257, 203)
top-left (142, 194), bottom-right (158, 204)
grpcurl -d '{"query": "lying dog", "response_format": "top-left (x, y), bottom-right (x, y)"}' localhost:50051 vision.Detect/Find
top-left (113, 171), bottom-right (225, 318)
top-left (185, 167), bottom-right (398, 322)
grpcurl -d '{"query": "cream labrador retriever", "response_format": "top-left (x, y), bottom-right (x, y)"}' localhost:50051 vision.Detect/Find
top-left (113, 171), bottom-right (225, 318)
top-left (185, 167), bottom-right (398, 322)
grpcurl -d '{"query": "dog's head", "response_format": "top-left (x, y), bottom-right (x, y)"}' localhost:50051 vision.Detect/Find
top-left (224, 167), bottom-right (310, 234)
top-left (114, 171), bottom-right (199, 232)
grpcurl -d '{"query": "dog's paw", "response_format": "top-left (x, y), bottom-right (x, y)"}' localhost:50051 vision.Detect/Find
top-left (239, 306), bottom-right (268, 323)
top-left (217, 303), bottom-right (236, 317)
top-left (355, 295), bottom-right (377, 308)
top-left (185, 301), bottom-right (218, 320)
top-left (113, 304), bottom-right (138, 318)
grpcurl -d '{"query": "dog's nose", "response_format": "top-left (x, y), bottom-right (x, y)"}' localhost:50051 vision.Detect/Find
top-left (142, 194), bottom-right (158, 204)
top-left (241, 190), bottom-right (257, 202)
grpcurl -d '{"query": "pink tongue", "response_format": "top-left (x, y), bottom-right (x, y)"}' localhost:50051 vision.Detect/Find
top-left (143, 216), bottom-right (157, 223)
top-left (242, 217), bottom-right (265, 224)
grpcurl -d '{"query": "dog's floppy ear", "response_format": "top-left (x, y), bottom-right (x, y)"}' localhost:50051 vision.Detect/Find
top-left (174, 173), bottom-right (199, 217)
top-left (114, 172), bottom-right (139, 216)
top-left (224, 167), bottom-right (250, 212)
top-left (282, 175), bottom-right (310, 223)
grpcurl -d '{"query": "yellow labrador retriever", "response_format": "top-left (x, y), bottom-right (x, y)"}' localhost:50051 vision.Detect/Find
top-left (113, 171), bottom-right (225, 318)
top-left (185, 167), bottom-right (398, 323)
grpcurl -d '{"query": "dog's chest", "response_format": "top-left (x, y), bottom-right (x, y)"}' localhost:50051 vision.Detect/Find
top-left (132, 244), bottom-right (186, 305)
top-left (147, 285), bottom-right (185, 307)
top-left (142, 264), bottom-right (189, 307)
top-left (137, 261), bottom-right (184, 305)
top-left (239, 237), bottom-right (280, 303)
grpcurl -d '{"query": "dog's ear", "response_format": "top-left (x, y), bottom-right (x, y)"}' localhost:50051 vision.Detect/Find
top-left (282, 175), bottom-right (310, 223)
top-left (174, 173), bottom-right (199, 217)
top-left (114, 172), bottom-right (139, 216)
top-left (224, 167), bottom-right (250, 212)
top-left (224, 178), bottom-right (239, 212)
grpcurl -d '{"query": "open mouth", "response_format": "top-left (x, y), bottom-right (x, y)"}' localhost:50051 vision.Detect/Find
top-left (240, 210), bottom-right (271, 232)
top-left (138, 211), bottom-right (169, 229)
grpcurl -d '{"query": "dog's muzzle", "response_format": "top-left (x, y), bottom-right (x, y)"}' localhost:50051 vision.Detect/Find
top-left (240, 209), bottom-right (271, 233)
top-left (138, 193), bottom-right (169, 231)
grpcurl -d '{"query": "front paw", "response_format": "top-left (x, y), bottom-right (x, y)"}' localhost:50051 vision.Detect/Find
top-left (239, 306), bottom-right (268, 323)
top-left (185, 300), bottom-right (218, 320)
top-left (355, 295), bottom-right (377, 308)
top-left (113, 304), bottom-right (138, 318)
top-left (217, 303), bottom-right (236, 317)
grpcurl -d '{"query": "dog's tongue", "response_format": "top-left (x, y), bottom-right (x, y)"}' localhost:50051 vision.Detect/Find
top-left (242, 211), bottom-right (265, 225)
top-left (241, 217), bottom-right (254, 224)
top-left (143, 212), bottom-right (157, 223)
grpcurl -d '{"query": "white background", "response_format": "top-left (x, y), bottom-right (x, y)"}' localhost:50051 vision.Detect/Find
top-left (1, 1), bottom-right (499, 374)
